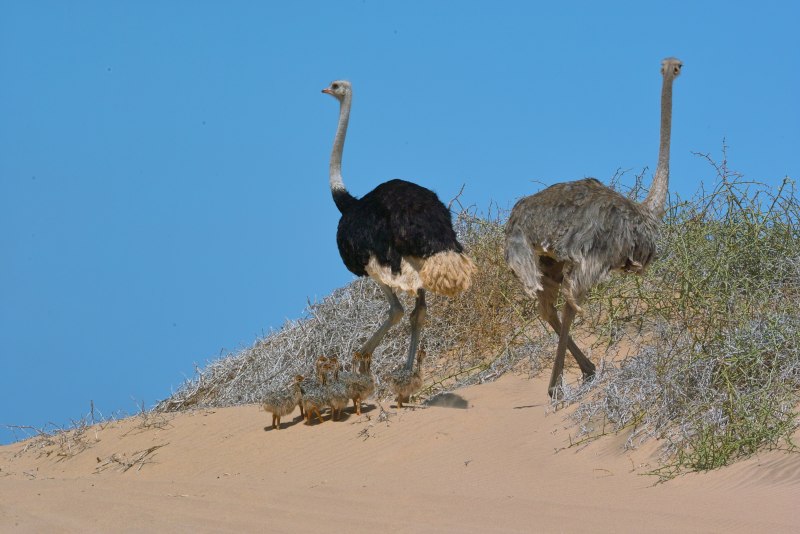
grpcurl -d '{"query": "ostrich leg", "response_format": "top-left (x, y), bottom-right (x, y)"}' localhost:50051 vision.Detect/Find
top-left (405, 289), bottom-right (427, 370)
top-left (359, 282), bottom-right (404, 356)
top-left (548, 302), bottom-right (578, 399)
top-left (537, 280), bottom-right (595, 379)
top-left (541, 307), bottom-right (595, 379)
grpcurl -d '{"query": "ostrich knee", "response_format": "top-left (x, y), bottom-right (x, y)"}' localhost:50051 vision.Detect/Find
top-left (388, 305), bottom-right (404, 326)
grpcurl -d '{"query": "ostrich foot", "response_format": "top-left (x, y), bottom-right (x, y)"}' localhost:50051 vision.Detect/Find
top-left (548, 385), bottom-right (563, 401)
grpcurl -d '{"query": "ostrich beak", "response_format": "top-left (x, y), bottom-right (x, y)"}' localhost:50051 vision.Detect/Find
top-left (322, 88), bottom-right (333, 95)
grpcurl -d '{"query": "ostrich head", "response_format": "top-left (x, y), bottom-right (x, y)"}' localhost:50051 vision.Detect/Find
top-left (661, 57), bottom-right (683, 78)
top-left (322, 80), bottom-right (352, 100)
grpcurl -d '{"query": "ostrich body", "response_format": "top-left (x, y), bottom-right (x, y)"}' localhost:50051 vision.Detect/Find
top-left (504, 58), bottom-right (682, 397)
top-left (323, 80), bottom-right (476, 370)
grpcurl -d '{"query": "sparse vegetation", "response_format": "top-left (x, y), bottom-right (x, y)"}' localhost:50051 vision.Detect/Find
top-left (8, 417), bottom-right (101, 461)
top-left (5, 402), bottom-right (173, 463)
top-left (94, 443), bottom-right (168, 473)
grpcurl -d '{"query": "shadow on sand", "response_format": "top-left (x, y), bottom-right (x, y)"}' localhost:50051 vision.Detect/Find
top-left (263, 414), bottom-right (306, 432)
top-left (425, 392), bottom-right (469, 409)
top-left (279, 403), bottom-right (379, 428)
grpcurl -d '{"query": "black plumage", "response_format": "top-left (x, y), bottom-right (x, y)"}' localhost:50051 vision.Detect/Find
top-left (334, 179), bottom-right (464, 278)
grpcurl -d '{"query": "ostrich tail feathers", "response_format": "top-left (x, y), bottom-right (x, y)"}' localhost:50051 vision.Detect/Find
top-left (418, 251), bottom-right (477, 297)
top-left (504, 227), bottom-right (543, 298)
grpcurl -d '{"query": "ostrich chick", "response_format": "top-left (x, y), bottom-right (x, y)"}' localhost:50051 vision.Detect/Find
top-left (262, 375), bottom-right (304, 430)
top-left (388, 348), bottom-right (426, 408)
top-left (340, 351), bottom-right (376, 416)
top-left (300, 356), bottom-right (332, 425)
top-left (324, 357), bottom-right (351, 421)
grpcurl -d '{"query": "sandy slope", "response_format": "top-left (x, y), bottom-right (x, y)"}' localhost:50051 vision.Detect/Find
top-left (1, 374), bottom-right (798, 533)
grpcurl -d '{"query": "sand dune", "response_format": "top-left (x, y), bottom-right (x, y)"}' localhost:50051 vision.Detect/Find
top-left (1, 374), bottom-right (798, 533)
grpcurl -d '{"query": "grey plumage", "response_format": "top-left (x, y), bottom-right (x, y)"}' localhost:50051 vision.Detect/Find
top-left (300, 381), bottom-right (328, 425)
top-left (300, 356), bottom-right (332, 425)
top-left (505, 58), bottom-right (682, 398)
top-left (387, 348), bottom-right (425, 408)
top-left (506, 178), bottom-right (660, 309)
top-left (324, 358), bottom-right (350, 421)
top-left (339, 352), bottom-right (376, 416)
top-left (262, 375), bottom-right (304, 429)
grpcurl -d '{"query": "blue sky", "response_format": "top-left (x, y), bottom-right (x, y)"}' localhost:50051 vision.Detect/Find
top-left (1, 1), bottom-right (797, 444)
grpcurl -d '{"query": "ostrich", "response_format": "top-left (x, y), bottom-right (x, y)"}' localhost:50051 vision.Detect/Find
top-left (261, 375), bottom-right (304, 430)
top-left (339, 352), bottom-right (376, 416)
top-left (387, 347), bottom-right (425, 408)
top-left (504, 57), bottom-right (682, 398)
top-left (322, 80), bottom-right (476, 370)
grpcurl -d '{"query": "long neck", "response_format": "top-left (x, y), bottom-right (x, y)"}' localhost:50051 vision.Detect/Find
top-left (642, 72), bottom-right (676, 219)
top-left (329, 93), bottom-right (357, 212)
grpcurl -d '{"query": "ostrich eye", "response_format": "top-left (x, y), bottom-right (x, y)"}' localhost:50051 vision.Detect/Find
top-left (332, 83), bottom-right (339, 90)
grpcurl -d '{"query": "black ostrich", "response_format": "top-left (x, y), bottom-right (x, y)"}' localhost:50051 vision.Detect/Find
top-left (322, 80), bottom-right (476, 370)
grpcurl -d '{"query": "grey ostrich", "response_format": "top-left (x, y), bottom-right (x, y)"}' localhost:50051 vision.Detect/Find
top-left (322, 80), bottom-right (476, 371)
top-left (505, 57), bottom-right (682, 398)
